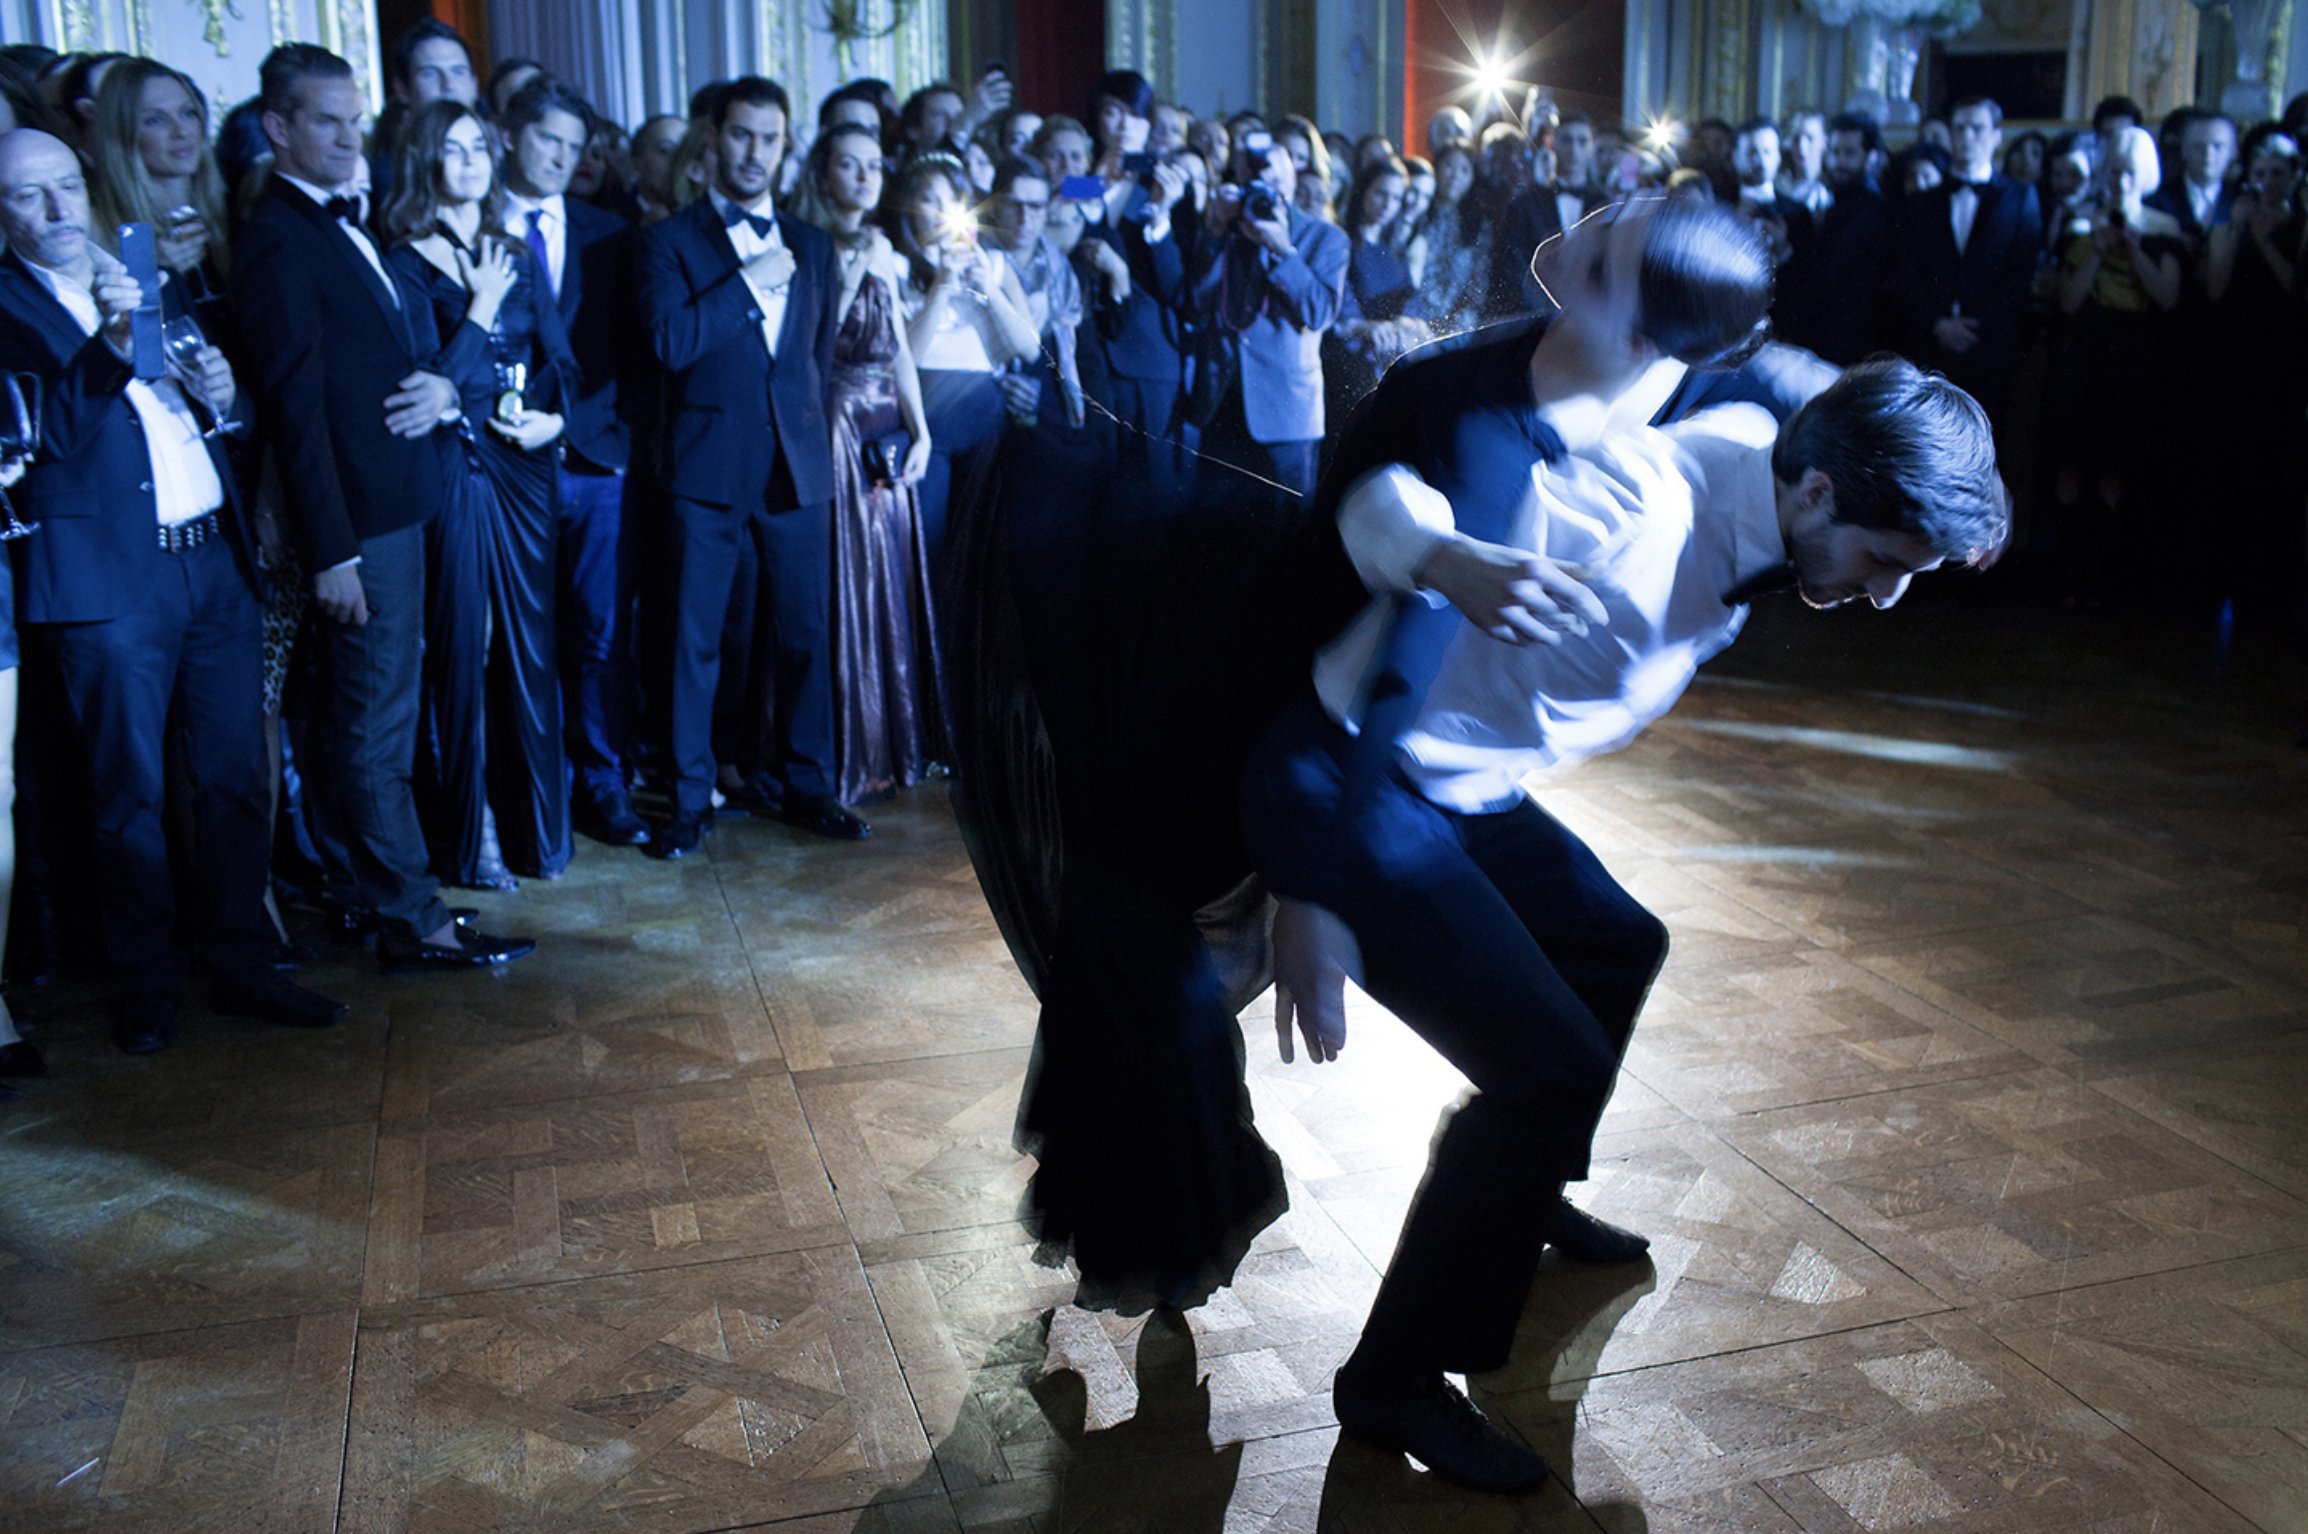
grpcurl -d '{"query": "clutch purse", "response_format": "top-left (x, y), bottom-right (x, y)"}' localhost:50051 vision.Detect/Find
top-left (861, 430), bottom-right (911, 486)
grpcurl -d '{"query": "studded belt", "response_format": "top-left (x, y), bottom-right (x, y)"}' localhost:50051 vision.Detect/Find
top-left (158, 512), bottom-right (219, 553)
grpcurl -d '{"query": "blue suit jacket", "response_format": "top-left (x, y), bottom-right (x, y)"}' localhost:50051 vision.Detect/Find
top-left (554, 198), bottom-right (640, 473)
top-left (1193, 206), bottom-right (1349, 444)
top-left (635, 198), bottom-right (840, 509)
top-left (0, 250), bottom-right (256, 625)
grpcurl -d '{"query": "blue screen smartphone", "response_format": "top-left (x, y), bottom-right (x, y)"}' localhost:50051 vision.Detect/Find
top-left (115, 222), bottom-right (165, 381)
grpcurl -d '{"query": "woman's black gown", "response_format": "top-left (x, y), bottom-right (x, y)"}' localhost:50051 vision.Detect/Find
top-left (390, 242), bottom-right (577, 882)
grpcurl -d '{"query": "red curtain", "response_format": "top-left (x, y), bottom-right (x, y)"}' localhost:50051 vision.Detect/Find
top-left (1009, 0), bottom-right (1107, 125)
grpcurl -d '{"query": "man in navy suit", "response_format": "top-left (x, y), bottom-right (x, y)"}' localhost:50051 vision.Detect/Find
top-left (1486, 117), bottom-right (1612, 319)
top-left (0, 127), bottom-right (348, 1051)
top-left (235, 44), bottom-right (534, 975)
top-left (636, 75), bottom-right (857, 856)
top-left (1893, 96), bottom-right (2042, 426)
top-left (499, 74), bottom-right (651, 848)
top-left (1775, 112), bottom-right (1895, 364)
top-left (1191, 137), bottom-right (1349, 504)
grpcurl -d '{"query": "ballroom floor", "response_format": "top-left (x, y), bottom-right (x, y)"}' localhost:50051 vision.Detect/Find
top-left (1, 588), bottom-right (2304, 1533)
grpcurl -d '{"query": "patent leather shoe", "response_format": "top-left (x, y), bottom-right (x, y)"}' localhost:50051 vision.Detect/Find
top-left (1539, 1197), bottom-right (1651, 1263)
top-left (781, 793), bottom-right (870, 841)
top-left (377, 927), bottom-right (538, 973)
top-left (213, 969), bottom-right (349, 1029)
top-left (1332, 1366), bottom-right (1550, 1493)
top-left (113, 992), bottom-right (180, 1055)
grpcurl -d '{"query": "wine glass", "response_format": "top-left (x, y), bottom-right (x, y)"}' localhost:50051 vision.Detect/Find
top-left (0, 370), bottom-right (40, 540)
top-left (160, 314), bottom-right (227, 439)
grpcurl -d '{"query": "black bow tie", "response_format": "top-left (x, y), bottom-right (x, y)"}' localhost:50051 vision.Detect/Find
top-left (1722, 561), bottom-right (1800, 606)
top-left (324, 194), bottom-right (364, 224)
top-left (722, 203), bottom-right (773, 239)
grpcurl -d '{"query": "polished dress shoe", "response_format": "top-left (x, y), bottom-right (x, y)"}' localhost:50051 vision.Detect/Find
top-left (377, 927), bottom-right (538, 974)
top-left (212, 970), bottom-right (349, 1029)
top-left (781, 793), bottom-right (870, 841)
top-left (113, 992), bottom-right (181, 1055)
top-left (0, 1039), bottom-right (47, 1077)
top-left (1539, 1197), bottom-right (1651, 1263)
top-left (651, 811), bottom-right (708, 859)
top-left (576, 795), bottom-right (651, 847)
top-left (1332, 1365), bottom-right (1550, 1493)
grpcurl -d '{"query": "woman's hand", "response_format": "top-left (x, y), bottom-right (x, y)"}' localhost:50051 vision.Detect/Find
top-left (900, 432), bottom-right (932, 484)
top-left (458, 237), bottom-right (519, 310)
top-left (1272, 897), bottom-right (1357, 1064)
top-left (1086, 237), bottom-right (1130, 298)
top-left (1417, 533), bottom-right (1608, 646)
top-left (156, 219), bottom-right (210, 275)
top-left (487, 407), bottom-right (564, 451)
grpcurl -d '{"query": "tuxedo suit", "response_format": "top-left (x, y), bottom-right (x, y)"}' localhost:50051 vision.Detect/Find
top-left (1485, 182), bottom-right (1610, 320)
top-left (1775, 180), bottom-right (1895, 364)
top-left (636, 198), bottom-right (841, 815)
top-left (0, 250), bottom-right (273, 992)
top-left (547, 199), bottom-right (645, 810)
top-left (234, 176), bottom-right (454, 944)
top-left (1894, 174), bottom-right (2043, 418)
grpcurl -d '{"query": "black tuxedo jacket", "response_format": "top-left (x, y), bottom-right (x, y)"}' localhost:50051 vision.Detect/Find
top-left (1776, 182), bottom-right (1895, 365)
top-left (2146, 182), bottom-right (2232, 247)
top-left (232, 178), bottom-right (450, 571)
top-left (0, 250), bottom-right (256, 625)
top-left (1486, 182), bottom-right (1610, 319)
top-left (1096, 184), bottom-right (1193, 384)
top-left (554, 198), bottom-right (639, 473)
top-left (634, 198), bottom-right (839, 509)
top-left (1894, 175), bottom-right (2042, 382)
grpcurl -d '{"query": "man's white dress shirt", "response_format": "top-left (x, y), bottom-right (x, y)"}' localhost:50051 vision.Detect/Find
top-left (278, 173), bottom-right (396, 301)
top-left (505, 190), bottom-right (568, 295)
top-left (28, 261), bottom-right (221, 528)
top-left (711, 189), bottom-right (788, 359)
top-left (1949, 180), bottom-right (1982, 255)
top-left (1315, 402), bottom-right (1786, 814)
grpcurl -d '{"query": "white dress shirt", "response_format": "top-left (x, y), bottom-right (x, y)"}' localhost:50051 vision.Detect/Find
top-left (505, 190), bottom-right (567, 295)
top-left (710, 189), bottom-right (788, 359)
top-left (2186, 178), bottom-right (2220, 227)
top-left (1315, 403), bottom-right (1786, 814)
top-left (28, 261), bottom-right (222, 528)
top-left (1949, 181), bottom-right (1982, 255)
top-left (278, 173), bottom-right (397, 302)
top-left (1555, 189), bottom-right (1588, 238)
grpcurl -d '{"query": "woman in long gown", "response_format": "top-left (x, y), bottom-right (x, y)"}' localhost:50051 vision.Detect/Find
top-left (381, 100), bottom-right (577, 885)
top-left (791, 124), bottom-right (942, 804)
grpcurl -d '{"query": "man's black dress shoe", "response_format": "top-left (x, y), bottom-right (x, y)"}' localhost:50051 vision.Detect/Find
top-left (113, 992), bottom-right (180, 1055)
top-left (651, 812), bottom-right (708, 859)
top-left (1539, 1197), bottom-right (1651, 1263)
top-left (213, 970), bottom-right (349, 1029)
top-left (0, 1039), bottom-right (47, 1077)
top-left (377, 927), bottom-right (538, 973)
top-left (1332, 1366), bottom-right (1550, 1493)
top-left (781, 793), bottom-right (870, 841)
top-left (577, 796), bottom-right (651, 846)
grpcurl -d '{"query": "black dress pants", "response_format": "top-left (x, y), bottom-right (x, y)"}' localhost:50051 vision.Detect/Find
top-left (664, 489), bottom-right (836, 816)
top-left (1244, 693), bottom-right (1668, 1375)
top-left (44, 535), bottom-right (275, 990)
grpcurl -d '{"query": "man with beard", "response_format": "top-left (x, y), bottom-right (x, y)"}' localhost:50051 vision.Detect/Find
top-left (1775, 111), bottom-right (1896, 363)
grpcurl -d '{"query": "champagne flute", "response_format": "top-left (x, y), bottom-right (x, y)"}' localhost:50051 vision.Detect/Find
top-left (160, 314), bottom-right (227, 439)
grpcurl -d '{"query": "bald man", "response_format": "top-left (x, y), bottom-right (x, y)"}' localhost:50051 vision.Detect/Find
top-left (0, 128), bottom-right (346, 1051)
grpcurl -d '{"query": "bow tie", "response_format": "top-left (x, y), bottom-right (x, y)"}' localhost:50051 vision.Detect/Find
top-left (722, 203), bottom-right (773, 239)
top-left (324, 194), bottom-right (365, 224)
top-left (1721, 561), bottom-right (1800, 606)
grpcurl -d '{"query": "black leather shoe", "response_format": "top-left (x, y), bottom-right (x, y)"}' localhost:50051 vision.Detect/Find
top-left (113, 992), bottom-right (181, 1055)
top-left (0, 1039), bottom-right (47, 1077)
top-left (213, 970), bottom-right (349, 1029)
top-left (651, 811), bottom-right (708, 859)
top-left (576, 796), bottom-right (651, 847)
top-left (1333, 1367), bottom-right (1550, 1493)
top-left (1540, 1197), bottom-right (1651, 1263)
top-left (378, 927), bottom-right (537, 973)
top-left (781, 793), bottom-right (870, 841)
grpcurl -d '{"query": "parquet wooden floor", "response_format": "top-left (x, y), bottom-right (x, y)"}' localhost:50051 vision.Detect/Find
top-left (2, 593), bottom-right (2303, 1532)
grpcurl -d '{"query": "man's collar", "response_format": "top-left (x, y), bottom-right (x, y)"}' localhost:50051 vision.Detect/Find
top-left (507, 188), bottom-right (565, 219)
top-left (708, 187), bottom-right (774, 222)
top-left (277, 171), bottom-right (353, 208)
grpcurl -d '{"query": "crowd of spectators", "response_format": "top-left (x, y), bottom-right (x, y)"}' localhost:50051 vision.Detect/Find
top-left (0, 22), bottom-right (2300, 1078)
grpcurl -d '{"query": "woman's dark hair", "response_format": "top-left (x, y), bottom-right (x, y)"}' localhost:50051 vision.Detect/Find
top-left (1772, 355), bottom-right (2008, 565)
top-left (2002, 129), bottom-right (2048, 179)
top-left (1089, 70), bottom-right (1155, 145)
top-left (0, 53), bottom-right (63, 138)
top-left (380, 98), bottom-right (504, 245)
top-left (790, 120), bottom-right (883, 234)
top-left (58, 51), bottom-right (128, 119)
top-left (884, 151), bottom-right (973, 292)
top-left (1341, 153), bottom-right (1409, 237)
top-left (1628, 194), bottom-right (1773, 369)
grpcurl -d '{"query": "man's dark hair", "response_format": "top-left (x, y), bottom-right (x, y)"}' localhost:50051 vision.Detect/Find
top-left (2091, 94), bottom-right (2143, 131)
top-left (1736, 115), bottom-right (1777, 138)
top-left (501, 74), bottom-right (593, 139)
top-left (1949, 96), bottom-right (2003, 125)
top-left (900, 81), bottom-right (964, 140)
top-left (1090, 69), bottom-right (1155, 128)
top-left (1558, 108), bottom-right (1593, 132)
top-left (990, 154), bottom-right (1048, 197)
top-left (259, 44), bottom-right (352, 120)
top-left (390, 19), bottom-right (471, 88)
top-left (1827, 112), bottom-right (1880, 153)
top-left (689, 80), bottom-right (727, 122)
top-left (819, 78), bottom-right (883, 125)
top-left (714, 76), bottom-right (791, 131)
top-left (58, 50), bottom-right (127, 112)
top-left (1632, 195), bottom-right (1774, 368)
top-left (1772, 356), bottom-right (2007, 564)
top-left (0, 44), bottom-right (56, 77)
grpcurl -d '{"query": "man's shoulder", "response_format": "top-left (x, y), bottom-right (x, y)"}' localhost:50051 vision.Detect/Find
top-left (567, 199), bottom-right (632, 244)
